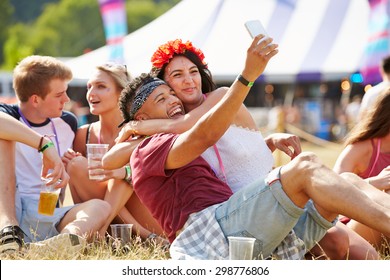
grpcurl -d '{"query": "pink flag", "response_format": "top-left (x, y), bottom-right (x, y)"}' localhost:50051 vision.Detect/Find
top-left (98, 0), bottom-right (128, 63)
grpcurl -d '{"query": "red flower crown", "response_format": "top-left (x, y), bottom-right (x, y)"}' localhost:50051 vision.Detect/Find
top-left (151, 39), bottom-right (206, 69)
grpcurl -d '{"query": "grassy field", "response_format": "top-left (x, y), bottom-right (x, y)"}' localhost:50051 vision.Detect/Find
top-left (274, 140), bottom-right (344, 168)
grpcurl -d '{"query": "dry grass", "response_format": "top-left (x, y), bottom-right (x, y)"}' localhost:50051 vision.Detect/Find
top-left (1, 235), bottom-right (170, 260)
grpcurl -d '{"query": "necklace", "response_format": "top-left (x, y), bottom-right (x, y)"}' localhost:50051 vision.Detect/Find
top-left (18, 108), bottom-right (61, 156)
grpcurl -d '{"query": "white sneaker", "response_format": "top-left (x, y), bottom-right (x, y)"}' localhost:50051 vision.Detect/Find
top-left (28, 233), bottom-right (86, 256)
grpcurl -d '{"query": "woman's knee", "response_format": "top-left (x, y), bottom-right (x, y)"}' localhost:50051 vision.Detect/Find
top-left (88, 199), bottom-right (111, 218)
top-left (317, 225), bottom-right (349, 259)
top-left (66, 156), bottom-right (87, 177)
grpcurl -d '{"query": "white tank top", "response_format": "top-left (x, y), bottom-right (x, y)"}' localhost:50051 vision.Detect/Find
top-left (201, 125), bottom-right (274, 193)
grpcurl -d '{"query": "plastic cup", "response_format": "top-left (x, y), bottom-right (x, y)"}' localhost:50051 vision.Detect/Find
top-left (110, 224), bottom-right (133, 248)
top-left (38, 178), bottom-right (61, 216)
top-left (228, 236), bottom-right (256, 260)
top-left (86, 144), bottom-right (109, 180)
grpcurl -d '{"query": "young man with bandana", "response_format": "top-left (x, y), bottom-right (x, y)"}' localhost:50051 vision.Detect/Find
top-left (114, 36), bottom-right (390, 260)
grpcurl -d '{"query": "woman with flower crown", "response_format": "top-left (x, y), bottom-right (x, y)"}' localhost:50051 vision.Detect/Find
top-left (108, 39), bottom-right (377, 259)
top-left (61, 63), bottom-right (166, 243)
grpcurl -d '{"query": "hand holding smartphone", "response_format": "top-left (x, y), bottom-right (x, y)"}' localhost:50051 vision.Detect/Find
top-left (244, 20), bottom-right (269, 45)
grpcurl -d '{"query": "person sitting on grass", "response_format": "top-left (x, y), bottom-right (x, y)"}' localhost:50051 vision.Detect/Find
top-left (334, 87), bottom-right (390, 254)
top-left (0, 111), bottom-right (68, 253)
top-left (0, 55), bottom-right (111, 255)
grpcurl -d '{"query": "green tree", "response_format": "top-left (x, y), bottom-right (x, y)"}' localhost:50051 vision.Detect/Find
top-left (0, 0), bottom-right (14, 65)
top-left (126, 0), bottom-right (180, 32)
top-left (10, 0), bottom-right (59, 23)
top-left (3, 24), bottom-right (34, 70)
top-left (2, 0), bottom-right (180, 70)
top-left (32, 0), bottom-right (104, 57)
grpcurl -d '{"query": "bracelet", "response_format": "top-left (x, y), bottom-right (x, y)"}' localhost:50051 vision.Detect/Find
top-left (38, 142), bottom-right (54, 153)
top-left (38, 134), bottom-right (52, 152)
top-left (237, 74), bottom-right (254, 87)
top-left (124, 165), bottom-right (132, 184)
top-left (38, 136), bottom-right (45, 152)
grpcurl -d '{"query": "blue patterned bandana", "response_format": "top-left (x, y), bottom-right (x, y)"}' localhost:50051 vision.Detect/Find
top-left (129, 77), bottom-right (166, 120)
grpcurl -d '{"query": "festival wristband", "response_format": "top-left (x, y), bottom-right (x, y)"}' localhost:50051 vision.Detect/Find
top-left (124, 165), bottom-right (132, 184)
top-left (38, 142), bottom-right (55, 153)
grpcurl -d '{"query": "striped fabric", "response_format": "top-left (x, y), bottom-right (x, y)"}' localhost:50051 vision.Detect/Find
top-left (68, 0), bottom-right (371, 83)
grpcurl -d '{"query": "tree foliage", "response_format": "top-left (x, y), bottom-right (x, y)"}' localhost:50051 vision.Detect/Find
top-left (3, 24), bottom-right (34, 70)
top-left (0, 0), bottom-right (14, 65)
top-left (2, 0), bottom-right (180, 70)
top-left (10, 0), bottom-right (59, 23)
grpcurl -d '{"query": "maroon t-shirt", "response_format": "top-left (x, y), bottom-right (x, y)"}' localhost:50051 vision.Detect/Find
top-left (131, 133), bottom-right (233, 242)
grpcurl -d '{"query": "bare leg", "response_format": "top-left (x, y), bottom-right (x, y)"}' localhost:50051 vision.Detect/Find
top-left (103, 178), bottom-right (158, 239)
top-left (67, 156), bottom-right (164, 239)
top-left (340, 172), bottom-right (390, 252)
top-left (310, 221), bottom-right (378, 260)
top-left (343, 172), bottom-right (390, 209)
top-left (57, 199), bottom-right (111, 240)
top-left (67, 157), bottom-right (106, 204)
top-left (346, 223), bottom-right (379, 259)
top-left (0, 140), bottom-right (18, 229)
top-left (309, 222), bottom-right (349, 259)
top-left (125, 194), bottom-right (164, 235)
top-left (280, 152), bottom-right (390, 237)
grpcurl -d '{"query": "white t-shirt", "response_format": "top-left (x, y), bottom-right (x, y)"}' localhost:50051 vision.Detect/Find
top-left (0, 103), bottom-right (77, 201)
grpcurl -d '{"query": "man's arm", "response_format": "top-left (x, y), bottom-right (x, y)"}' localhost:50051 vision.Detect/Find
top-left (0, 111), bottom-right (43, 146)
top-left (0, 111), bottom-right (68, 188)
top-left (165, 35), bottom-right (279, 169)
top-left (102, 138), bottom-right (144, 169)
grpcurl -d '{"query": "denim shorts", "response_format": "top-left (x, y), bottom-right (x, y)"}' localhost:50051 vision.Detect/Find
top-left (215, 166), bottom-right (335, 258)
top-left (15, 188), bottom-right (73, 243)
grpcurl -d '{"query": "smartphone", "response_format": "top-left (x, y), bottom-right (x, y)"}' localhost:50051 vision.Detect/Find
top-left (244, 20), bottom-right (269, 44)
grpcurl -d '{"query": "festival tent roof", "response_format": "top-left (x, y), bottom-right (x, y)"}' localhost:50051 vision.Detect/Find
top-left (66, 0), bottom-right (370, 84)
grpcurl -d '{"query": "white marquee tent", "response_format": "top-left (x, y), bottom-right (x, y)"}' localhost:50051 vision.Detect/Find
top-left (66, 0), bottom-right (370, 84)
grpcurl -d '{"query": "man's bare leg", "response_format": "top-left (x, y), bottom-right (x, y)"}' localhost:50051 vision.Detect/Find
top-left (280, 152), bottom-right (390, 236)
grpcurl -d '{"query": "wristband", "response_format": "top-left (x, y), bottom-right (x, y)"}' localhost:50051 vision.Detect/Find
top-left (124, 165), bottom-right (132, 184)
top-left (38, 134), bottom-right (53, 152)
top-left (237, 74), bottom-right (254, 87)
top-left (38, 136), bottom-right (45, 152)
top-left (38, 142), bottom-right (55, 153)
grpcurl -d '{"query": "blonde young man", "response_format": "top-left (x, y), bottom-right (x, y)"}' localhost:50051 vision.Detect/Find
top-left (0, 55), bottom-right (110, 254)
